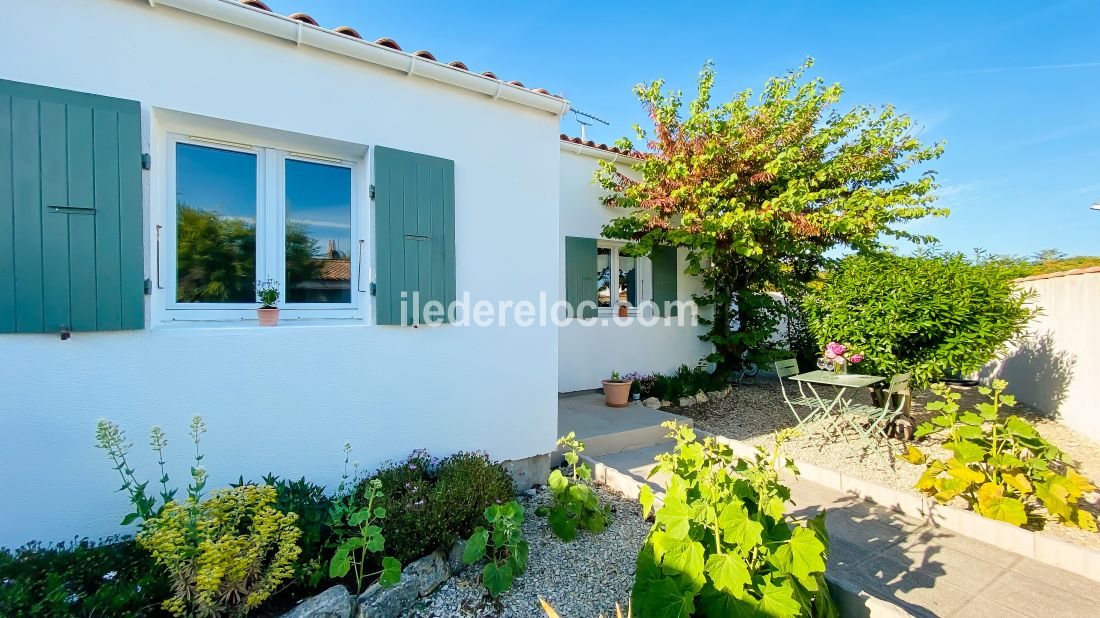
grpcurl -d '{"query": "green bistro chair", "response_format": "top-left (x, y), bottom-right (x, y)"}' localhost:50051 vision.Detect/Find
top-left (775, 359), bottom-right (818, 429)
top-left (845, 372), bottom-right (912, 459)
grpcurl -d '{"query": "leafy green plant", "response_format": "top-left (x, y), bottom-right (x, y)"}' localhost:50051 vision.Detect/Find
top-left (234, 474), bottom-right (333, 589)
top-left (462, 501), bottom-right (529, 597)
top-left (536, 433), bottom-right (610, 541)
top-left (646, 362), bottom-right (724, 402)
top-left (95, 416), bottom-right (208, 527)
top-left (901, 380), bottom-right (1097, 531)
top-left (633, 423), bottom-right (835, 618)
top-left (365, 450), bottom-right (515, 563)
top-left (327, 444), bottom-right (401, 594)
top-left (802, 250), bottom-right (1037, 387)
top-left (255, 279), bottom-right (279, 307)
top-left (0, 537), bottom-right (170, 617)
top-left (138, 484), bottom-right (302, 617)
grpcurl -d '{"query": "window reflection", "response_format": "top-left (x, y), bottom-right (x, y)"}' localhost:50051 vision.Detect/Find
top-left (619, 254), bottom-right (637, 307)
top-left (175, 143), bottom-right (257, 303)
top-left (285, 159), bottom-right (352, 304)
top-left (597, 247), bottom-right (612, 307)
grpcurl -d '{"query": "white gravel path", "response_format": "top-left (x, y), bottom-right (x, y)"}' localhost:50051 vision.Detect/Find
top-left (408, 484), bottom-right (647, 617)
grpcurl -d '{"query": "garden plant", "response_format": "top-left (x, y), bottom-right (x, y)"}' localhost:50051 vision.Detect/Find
top-left (536, 432), bottom-right (610, 541)
top-left (901, 380), bottom-right (1097, 531)
top-left (462, 500), bottom-right (530, 598)
top-left (633, 423), bottom-right (835, 618)
top-left (802, 249), bottom-right (1035, 387)
top-left (328, 444), bottom-right (401, 594)
top-left (596, 59), bottom-right (946, 377)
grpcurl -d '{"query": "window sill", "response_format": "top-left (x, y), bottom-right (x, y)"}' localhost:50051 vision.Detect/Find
top-left (152, 316), bottom-right (367, 331)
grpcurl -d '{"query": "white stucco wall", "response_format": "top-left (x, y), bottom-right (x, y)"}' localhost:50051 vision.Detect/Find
top-left (0, 0), bottom-right (560, 547)
top-left (557, 149), bottom-right (712, 392)
top-left (981, 273), bottom-right (1100, 443)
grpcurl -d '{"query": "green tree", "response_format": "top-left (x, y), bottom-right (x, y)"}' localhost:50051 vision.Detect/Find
top-left (596, 59), bottom-right (945, 376)
top-left (801, 250), bottom-right (1037, 387)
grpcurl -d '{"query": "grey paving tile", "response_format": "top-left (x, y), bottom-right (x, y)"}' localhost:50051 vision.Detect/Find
top-left (823, 505), bottom-right (910, 553)
top-left (874, 537), bottom-right (1006, 590)
top-left (906, 525), bottom-right (1022, 569)
top-left (951, 598), bottom-right (1030, 618)
top-left (978, 570), bottom-right (1100, 618)
top-left (824, 537), bottom-right (871, 573)
top-left (851, 553), bottom-right (972, 617)
top-left (1009, 556), bottom-right (1100, 604)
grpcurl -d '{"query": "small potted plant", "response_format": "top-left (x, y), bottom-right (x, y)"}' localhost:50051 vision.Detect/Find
top-left (602, 371), bottom-right (634, 408)
top-left (256, 280), bottom-right (280, 327)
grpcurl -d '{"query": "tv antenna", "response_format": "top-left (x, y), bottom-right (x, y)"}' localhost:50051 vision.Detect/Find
top-left (570, 107), bottom-right (608, 141)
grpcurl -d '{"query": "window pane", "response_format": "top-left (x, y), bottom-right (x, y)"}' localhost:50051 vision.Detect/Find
top-left (285, 159), bottom-right (352, 304)
top-left (619, 254), bottom-right (637, 307)
top-left (597, 247), bottom-right (612, 307)
top-left (175, 143), bottom-right (257, 303)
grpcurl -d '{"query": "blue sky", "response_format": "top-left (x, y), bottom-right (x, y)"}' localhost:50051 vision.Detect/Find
top-left (263, 0), bottom-right (1100, 258)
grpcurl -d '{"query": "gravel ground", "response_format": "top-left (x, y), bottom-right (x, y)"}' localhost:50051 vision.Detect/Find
top-left (677, 374), bottom-right (1100, 550)
top-left (409, 484), bottom-right (647, 617)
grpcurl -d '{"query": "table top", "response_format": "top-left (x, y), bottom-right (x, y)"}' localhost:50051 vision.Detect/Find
top-left (790, 370), bottom-right (885, 388)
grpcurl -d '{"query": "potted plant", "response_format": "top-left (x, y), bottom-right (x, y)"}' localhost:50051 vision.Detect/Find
top-left (602, 371), bottom-right (634, 408)
top-left (256, 280), bottom-right (280, 327)
top-left (617, 303), bottom-right (630, 318)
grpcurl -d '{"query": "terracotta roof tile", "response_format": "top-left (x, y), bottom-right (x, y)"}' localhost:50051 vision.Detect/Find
top-left (374, 37), bottom-right (402, 51)
top-left (560, 134), bottom-right (643, 159)
top-left (1016, 266), bottom-right (1100, 282)
top-left (288, 12), bottom-right (319, 26)
top-left (333, 26), bottom-right (362, 39)
top-left (233, 1), bottom-right (557, 100)
top-left (318, 259), bottom-right (351, 281)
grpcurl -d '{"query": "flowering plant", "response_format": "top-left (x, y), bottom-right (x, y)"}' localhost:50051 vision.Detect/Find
top-left (823, 341), bottom-right (863, 373)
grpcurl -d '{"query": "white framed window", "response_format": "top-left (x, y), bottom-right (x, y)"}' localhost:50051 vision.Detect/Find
top-left (164, 133), bottom-right (361, 321)
top-left (596, 240), bottom-right (650, 315)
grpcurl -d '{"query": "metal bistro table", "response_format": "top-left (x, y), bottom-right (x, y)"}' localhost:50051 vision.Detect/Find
top-left (788, 370), bottom-right (885, 437)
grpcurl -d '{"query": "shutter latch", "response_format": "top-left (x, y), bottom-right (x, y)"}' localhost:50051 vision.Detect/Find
top-left (369, 184), bottom-right (376, 199)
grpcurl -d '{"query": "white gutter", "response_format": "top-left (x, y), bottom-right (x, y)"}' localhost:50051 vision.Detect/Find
top-left (147, 0), bottom-right (571, 116)
top-left (560, 140), bottom-right (642, 164)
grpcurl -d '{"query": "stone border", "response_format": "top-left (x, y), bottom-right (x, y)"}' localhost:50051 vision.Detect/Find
top-left (699, 432), bottom-right (1100, 584)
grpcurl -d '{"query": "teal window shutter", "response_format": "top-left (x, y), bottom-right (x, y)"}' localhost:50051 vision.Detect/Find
top-left (374, 146), bottom-right (455, 325)
top-left (0, 78), bottom-right (143, 334)
top-left (651, 245), bottom-right (678, 317)
top-left (564, 236), bottom-right (597, 318)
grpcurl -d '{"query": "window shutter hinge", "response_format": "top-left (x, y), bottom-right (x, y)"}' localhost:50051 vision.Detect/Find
top-left (370, 282), bottom-right (376, 296)
top-left (141, 153), bottom-right (151, 170)
top-left (144, 278), bottom-right (152, 295)
top-left (369, 184), bottom-right (376, 199)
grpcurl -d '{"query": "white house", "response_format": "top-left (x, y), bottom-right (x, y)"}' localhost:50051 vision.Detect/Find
top-left (0, 0), bottom-right (710, 548)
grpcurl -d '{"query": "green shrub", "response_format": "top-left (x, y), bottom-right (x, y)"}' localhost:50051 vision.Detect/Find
top-left (801, 250), bottom-right (1036, 387)
top-left (0, 537), bottom-right (170, 617)
top-left (633, 423), bottom-right (836, 617)
top-left (360, 450), bottom-right (515, 564)
top-left (138, 484), bottom-right (302, 617)
top-left (647, 362), bottom-right (725, 402)
top-left (461, 501), bottom-right (529, 597)
top-left (901, 380), bottom-right (1097, 531)
top-left (536, 433), bottom-right (610, 541)
top-left (327, 476), bottom-right (401, 594)
top-left (234, 474), bottom-right (333, 589)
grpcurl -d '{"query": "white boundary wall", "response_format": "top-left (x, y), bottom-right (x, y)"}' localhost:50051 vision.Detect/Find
top-left (982, 272), bottom-right (1100, 443)
top-left (0, 0), bottom-right (560, 546)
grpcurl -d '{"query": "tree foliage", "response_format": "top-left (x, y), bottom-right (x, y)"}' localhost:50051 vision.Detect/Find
top-left (801, 250), bottom-right (1036, 387)
top-left (596, 59), bottom-right (945, 375)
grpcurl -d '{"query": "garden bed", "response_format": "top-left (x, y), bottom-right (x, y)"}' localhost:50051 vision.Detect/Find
top-left (675, 374), bottom-right (1100, 551)
top-left (409, 484), bottom-right (646, 617)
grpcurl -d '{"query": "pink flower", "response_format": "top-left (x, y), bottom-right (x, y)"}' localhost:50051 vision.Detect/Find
top-left (850, 354), bottom-right (863, 364)
top-left (826, 341), bottom-right (847, 355)
top-left (833, 356), bottom-right (845, 365)
top-left (824, 349), bottom-right (838, 360)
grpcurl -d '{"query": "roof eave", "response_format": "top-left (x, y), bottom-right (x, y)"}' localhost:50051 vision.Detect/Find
top-left (148, 0), bottom-right (571, 116)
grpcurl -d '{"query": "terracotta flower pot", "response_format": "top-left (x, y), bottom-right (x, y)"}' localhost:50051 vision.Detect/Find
top-left (257, 307), bottom-right (280, 327)
top-left (617, 305), bottom-right (629, 318)
top-left (602, 380), bottom-right (634, 408)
